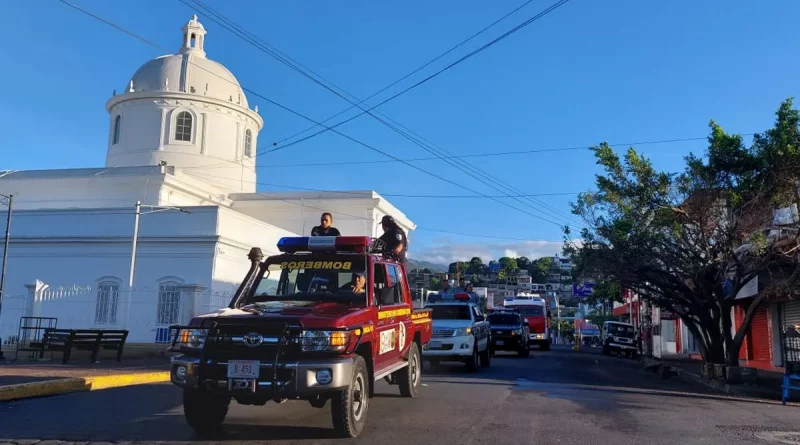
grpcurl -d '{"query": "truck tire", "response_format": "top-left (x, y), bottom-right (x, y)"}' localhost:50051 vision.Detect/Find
top-left (480, 344), bottom-right (491, 367)
top-left (465, 342), bottom-right (480, 373)
top-left (397, 342), bottom-right (421, 397)
top-left (183, 390), bottom-right (230, 435)
top-left (331, 355), bottom-right (369, 438)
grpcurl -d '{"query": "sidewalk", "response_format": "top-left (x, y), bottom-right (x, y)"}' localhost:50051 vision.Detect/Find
top-left (0, 357), bottom-right (170, 402)
top-left (643, 355), bottom-right (798, 404)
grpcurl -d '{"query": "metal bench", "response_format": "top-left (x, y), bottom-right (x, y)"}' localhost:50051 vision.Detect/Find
top-left (31, 328), bottom-right (129, 364)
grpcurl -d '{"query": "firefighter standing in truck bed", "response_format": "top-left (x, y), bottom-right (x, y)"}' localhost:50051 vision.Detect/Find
top-left (311, 212), bottom-right (341, 236)
top-left (378, 215), bottom-right (408, 272)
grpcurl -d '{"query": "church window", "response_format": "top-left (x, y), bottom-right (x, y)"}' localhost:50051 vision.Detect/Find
top-left (175, 111), bottom-right (193, 142)
top-left (95, 281), bottom-right (119, 324)
top-left (112, 115), bottom-right (121, 145)
top-left (157, 281), bottom-right (182, 325)
top-left (244, 129), bottom-right (252, 157)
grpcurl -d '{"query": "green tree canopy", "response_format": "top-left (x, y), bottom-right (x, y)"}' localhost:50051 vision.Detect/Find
top-left (498, 257), bottom-right (519, 275)
top-left (528, 257), bottom-right (554, 282)
top-left (516, 256), bottom-right (531, 269)
top-left (565, 99), bottom-right (800, 367)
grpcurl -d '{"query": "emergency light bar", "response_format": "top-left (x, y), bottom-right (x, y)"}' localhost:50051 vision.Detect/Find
top-left (427, 293), bottom-right (472, 303)
top-left (276, 236), bottom-right (371, 254)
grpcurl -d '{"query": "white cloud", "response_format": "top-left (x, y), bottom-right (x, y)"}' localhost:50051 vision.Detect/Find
top-left (411, 240), bottom-right (568, 265)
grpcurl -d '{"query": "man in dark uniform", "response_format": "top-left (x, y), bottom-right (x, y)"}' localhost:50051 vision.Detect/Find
top-left (311, 212), bottom-right (341, 236)
top-left (378, 215), bottom-right (409, 273)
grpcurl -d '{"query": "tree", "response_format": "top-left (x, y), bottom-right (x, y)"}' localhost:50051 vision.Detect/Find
top-left (516, 256), bottom-right (531, 269)
top-left (429, 277), bottom-right (442, 291)
top-left (498, 257), bottom-right (518, 275)
top-left (529, 257), bottom-right (554, 283)
top-left (448, 261), bottom-right (469, 275)
top-left (565, 99), bottom-right (800, 368)
top-left (584, 279), bottom-right (624, 314)
top-left (467, 257), bottom-right (484, 274)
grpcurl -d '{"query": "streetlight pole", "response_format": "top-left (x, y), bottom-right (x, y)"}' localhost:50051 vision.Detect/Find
top-left (0, 194), bottom-right (13, 310)
top-left (0, 193), bottom-right (12, 360)
top-left (124, 201), bottom-right (141, 330)
top-left (123, 201), bottom-right (191, 330)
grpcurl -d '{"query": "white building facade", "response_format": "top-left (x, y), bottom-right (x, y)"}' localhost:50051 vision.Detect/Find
top-left (0, 16), bottom-right (415, 348)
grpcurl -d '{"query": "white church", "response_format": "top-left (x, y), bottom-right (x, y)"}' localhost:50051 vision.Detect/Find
top-left (0, 16), bottom-right (415, 350)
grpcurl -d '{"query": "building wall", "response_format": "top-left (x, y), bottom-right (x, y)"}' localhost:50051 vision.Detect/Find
top-left (106, 94), bottom-right (261, 194)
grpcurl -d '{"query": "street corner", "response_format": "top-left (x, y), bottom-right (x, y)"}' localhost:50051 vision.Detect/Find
top-left (0, 371), bottom-right (170, 402)
top-left (0, 378), bottom-right (88, 402)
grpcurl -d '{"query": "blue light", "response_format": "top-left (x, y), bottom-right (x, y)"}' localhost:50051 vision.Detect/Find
top-left (277, 237), bottom-right (310, 253)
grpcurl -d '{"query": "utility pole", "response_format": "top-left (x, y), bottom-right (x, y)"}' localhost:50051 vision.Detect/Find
top-left (0, 194), bottom-right (12, 308)
top-left (0, 194), bottom-right (13, 360)
top-left (123, 201), bottom-right (191, 329)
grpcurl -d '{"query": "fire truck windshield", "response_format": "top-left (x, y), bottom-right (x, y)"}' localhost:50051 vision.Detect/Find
top-left (510, 306), bottom-right (544, 317)
top-left (249, 255), bottom-right (368, 303)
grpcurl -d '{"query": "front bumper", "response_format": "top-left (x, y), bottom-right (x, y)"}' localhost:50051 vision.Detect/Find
top-left (529, 333), bottom-right (548, 342)
top-left (170, 355), bottom-right (353, 398)
top-left (491, 335), bottom-right (524, 350)
top-left (608, 342), bottom-right (637, 351)
top-left (422, 335), bottom-right (475, 359)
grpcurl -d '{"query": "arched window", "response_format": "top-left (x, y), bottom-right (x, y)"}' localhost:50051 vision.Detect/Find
top-left (157, 281), bottom-right (182, 325)
top-left (244, 129), bottom-right (252, 157)
top-left (112, 115), bottom-right (121, 145)
top-left (95, 280), bottom-right (120, 324)
top-left (174, 111), bottom-right (193, 142)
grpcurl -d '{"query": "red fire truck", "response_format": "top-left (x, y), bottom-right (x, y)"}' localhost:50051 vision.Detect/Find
top-left (503, 295), bottom-right (551, 350)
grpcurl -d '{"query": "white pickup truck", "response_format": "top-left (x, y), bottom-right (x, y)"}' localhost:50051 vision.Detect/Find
top-left (421, 293), bottom-right (491, 372)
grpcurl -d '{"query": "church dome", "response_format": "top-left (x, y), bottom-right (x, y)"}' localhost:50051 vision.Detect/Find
top-left (125, 15), bottom-right (248, 108)
top-left (105, 15), bottom-right (263, 195)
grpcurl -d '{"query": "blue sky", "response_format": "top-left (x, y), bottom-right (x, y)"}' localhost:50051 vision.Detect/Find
top-left (1, 0), bottom-right (799, 265)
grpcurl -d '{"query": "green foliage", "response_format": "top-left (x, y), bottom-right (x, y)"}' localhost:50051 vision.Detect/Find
top-left (529, 257), bottom-right (554, 282)
top-left (516, 256), bottom-right (531, 269)
top-left (498, 257), bottom-right (519, 275)
top-left (565, 99), bottom-right (800, 366)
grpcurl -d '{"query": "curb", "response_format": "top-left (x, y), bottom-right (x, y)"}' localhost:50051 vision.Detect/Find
top-left (0, 371), bottom-right (170, 402)
top-left (639, 358), bottom-right (799, 407)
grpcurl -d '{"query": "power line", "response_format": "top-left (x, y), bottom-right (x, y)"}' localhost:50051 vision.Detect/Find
top-left (6, 206), bottom-right (557, 243)
top-left (251, 135), bottom-right (742, 169)
top-left (265, 0), bottom-right (539, 146)
top-left (261, 0), bottom-right (572, 155)
top-left (181, 0), bottom-right (577, 226)
top-left (192, 173), bottom-right (582, 198)
top-left (56, 0), bottom-right (569, 228)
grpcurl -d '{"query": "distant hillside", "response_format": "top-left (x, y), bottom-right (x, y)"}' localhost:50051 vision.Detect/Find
top-left (408, 258), bottom-right (448, 273)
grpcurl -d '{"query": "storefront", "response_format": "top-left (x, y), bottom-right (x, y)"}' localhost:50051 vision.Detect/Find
top-left (735, 299), bottom-right (773, 369)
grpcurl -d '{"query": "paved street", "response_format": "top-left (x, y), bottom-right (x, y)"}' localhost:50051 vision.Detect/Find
top-left (0, 346), bottom-right (798, 445)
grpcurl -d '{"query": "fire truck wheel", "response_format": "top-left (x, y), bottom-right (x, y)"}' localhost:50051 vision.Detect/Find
top-left (183, 390), bottom-right (230, 434)
top-left (398, 342), bottom-right (421, 397)
top-left (331, 355), bottom-right (369, 438)
top-left (465, 342), bottom-right (480, 373)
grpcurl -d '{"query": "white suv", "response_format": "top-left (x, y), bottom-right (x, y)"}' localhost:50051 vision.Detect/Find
top-left (422, 294), bottom-right (491, 372)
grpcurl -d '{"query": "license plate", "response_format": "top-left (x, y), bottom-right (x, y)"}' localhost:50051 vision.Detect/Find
top-left (496, 340), bottom-right (504, 346)
top-left (227, 360), bottom-right (260, 379)
top-left (430, 341), bottom-right (442, 349)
